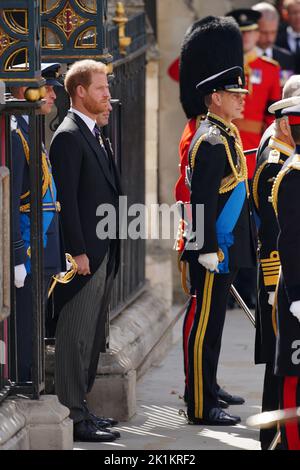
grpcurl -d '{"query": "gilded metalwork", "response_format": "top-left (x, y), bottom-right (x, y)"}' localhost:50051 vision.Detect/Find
top-left (41, 0), bottom-right (111, 63)
top-left (74, 27), bottom-right (96, 48)
top-left (113, 2), bottom-right (132, 56)
top-left (50, 1), bottom-right (88, 40)
top-left (75, 0), bottom-right (97, 13)
top-left (41, 0), bottom-right (61, 14)
top-left (0, 1), bottom-right (42, 87)
top-left (4, 48), bottom-right (28, 72)
top-left (3, 10), bottom-right (28, 34)
top-left (41, 27), bottom-right (63, 50)
top-left (0, 27), bottom-right (18, 58)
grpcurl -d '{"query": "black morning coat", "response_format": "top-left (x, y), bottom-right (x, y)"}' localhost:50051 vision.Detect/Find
top-left (49, 111), bottom-right (122, 313)
top-left (182, 114), bottom-right (256, 272)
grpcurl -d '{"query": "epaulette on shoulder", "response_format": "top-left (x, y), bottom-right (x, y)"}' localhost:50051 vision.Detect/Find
top-left (261, 55), bottom-right (279, 67)
top-left (289, 154), bottom-right (300, 170)
top-left (267, 149), bottom-right (280, 164)
top-left (203, 125), bottom-right (222, 146)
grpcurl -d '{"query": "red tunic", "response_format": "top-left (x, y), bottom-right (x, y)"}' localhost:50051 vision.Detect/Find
top-left (174, 118), bottom-right (198, 203)
top-left (235, 51), bottom-right (281, 178)
top-left (168, 57), bottom-right (180, 82)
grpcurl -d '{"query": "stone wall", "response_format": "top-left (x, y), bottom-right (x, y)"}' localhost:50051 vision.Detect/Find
top-left (157, 0), bottom-right (262, 207)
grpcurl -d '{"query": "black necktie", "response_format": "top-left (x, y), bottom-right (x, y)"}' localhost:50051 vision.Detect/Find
top-left (94, 124), bottom-right (110, 165)
top-left (296, 37), bottom-right (300, 55)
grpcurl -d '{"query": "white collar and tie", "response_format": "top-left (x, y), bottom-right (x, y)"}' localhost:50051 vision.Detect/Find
top-left (287, 26), bottom-right (300, 53)
top-left (256, 46), bottom-right (273, 58)
top-left (70, 107), bottom-right (110, 163)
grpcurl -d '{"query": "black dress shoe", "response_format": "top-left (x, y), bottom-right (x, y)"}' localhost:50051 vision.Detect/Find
top-left (88, 412), bottom-right (118, 428)
top-left (188, 408), bottom-right (241, 426)
top-left (218, 399), bottom-right (229, 409)
top-left (217, 387), bottom-right (245, 405)
top-left (83, 402), bottom-right (119, 427)
top-left (99, 427), bottom-right (121, 439)
top-left (73, 419), bottom-right (116, 442)
top-left (86, 415), bottom-right (121, 439)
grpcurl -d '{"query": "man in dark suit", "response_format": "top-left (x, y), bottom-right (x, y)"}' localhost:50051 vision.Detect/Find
top-left (49, 59), bottom-right (122, 442)
top-left (276, 0), bottom-right (300, 73)
top-left (11, 63), bottom-right (65, 383)
top-left (253, 2), bottom-right (295, 86)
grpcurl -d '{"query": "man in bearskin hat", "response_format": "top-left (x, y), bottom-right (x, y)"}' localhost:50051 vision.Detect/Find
top-left (175, 16), bottom-right (249, 413)
top-left (180, 61), bottom-right (256, 424)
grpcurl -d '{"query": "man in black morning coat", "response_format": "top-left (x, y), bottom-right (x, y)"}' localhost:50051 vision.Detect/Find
top-left (49, 59), bottom-right (122, 443)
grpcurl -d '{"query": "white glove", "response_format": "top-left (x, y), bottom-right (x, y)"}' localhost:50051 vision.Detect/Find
top-left (267, 292), bottom-right (276, 306)
top-left (290, 300), bottom-right (300, 323)
top-left (198, 253), bottom-right (219, 272)
top-left (14, 264), bottom-right (27, 288)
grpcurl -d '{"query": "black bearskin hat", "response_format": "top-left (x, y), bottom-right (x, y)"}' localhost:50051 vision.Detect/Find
top-left (179, 16), bottom-right (244, 119)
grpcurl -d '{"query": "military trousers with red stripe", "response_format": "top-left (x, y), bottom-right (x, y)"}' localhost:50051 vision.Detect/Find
top-left (279, 377), bottom-right (300, 450)
top-left (275, 275), bottom-right (300, 450)
top-left (186, 260), bottom-right (237, 420)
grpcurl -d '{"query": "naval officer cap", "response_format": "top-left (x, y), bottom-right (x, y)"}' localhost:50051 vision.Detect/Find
top-left (268, 96), bottom-right (300, 118)
top-left (226, 8), bottom-right (261, 31)
top-left (12, 62), bottom-right (62, 87)
top-left (41, 63), bottom-right (62, 87)
top-left (282, 102), bottom-right (300, 125)
top-left (196, 66), bottom-right (248, 96)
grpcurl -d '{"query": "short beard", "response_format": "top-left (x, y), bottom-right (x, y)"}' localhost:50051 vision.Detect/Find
top-left (83, 95), bottom-right (106, 116)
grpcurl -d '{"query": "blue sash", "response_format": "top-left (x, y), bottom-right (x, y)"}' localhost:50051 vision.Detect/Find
top-left (21, 180), bottom-right (57, 274)
top-left (216, 181), bottom-right (246, 273)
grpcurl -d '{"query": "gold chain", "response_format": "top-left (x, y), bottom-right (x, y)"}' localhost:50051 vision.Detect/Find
top-left (190, 134), bottom-right (207, 171)
top-left (15, 128), bottom-right (52, 212)
top-left (219, 136), bottom-right (248, 194)
top-left (252, 160), bottom-right (268, 210)
top-left (190, 131), bottom-right (248, 195)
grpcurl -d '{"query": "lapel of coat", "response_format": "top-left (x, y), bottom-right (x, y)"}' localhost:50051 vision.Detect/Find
top-left (103, 136), bottom-right (123, 195)
top-left (68, 112), bottom-right (118, 193)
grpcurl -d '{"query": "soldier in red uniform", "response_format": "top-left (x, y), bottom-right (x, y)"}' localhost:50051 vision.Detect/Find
top-left (227, 9), bottom-right (281, 179)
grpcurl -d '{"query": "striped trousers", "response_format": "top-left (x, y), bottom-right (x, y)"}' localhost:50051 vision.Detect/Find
top-left (187, 262), bottom-right (236, 420)
top-left (54, 251), bottom-right (115, 423)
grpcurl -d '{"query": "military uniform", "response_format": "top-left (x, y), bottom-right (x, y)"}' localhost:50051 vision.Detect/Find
top-left (183, 105), bottom-right (256, 423)
top-left (176, 18), bottom-right (246, 410)
top-left (252, 136), bottom-right (294, 448)
top-left (11, 64), bottom-right (64, 382)
top-left (272, 153), bottom-right (300, 450)
top-left (235, 50), bottom-right (281, 178)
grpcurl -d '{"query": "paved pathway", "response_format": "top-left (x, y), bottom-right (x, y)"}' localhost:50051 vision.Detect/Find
top-left (74, 307), bottom-right (265, 450)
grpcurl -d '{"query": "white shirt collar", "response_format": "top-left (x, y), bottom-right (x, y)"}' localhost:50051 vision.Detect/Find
top-left (287, 25), bottom-right (300, 39)
top-left (256, 46), bottom-right (273, 58)
top-left (22, 115), bottom-right (29, 124)
top-left (70, 107), bottom-right (96, 134)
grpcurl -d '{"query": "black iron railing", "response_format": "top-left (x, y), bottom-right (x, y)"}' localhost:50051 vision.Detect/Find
top-left (1, 101), bottom-right (45, 399)
top-left (108, 52), bottom-right (146, 320)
